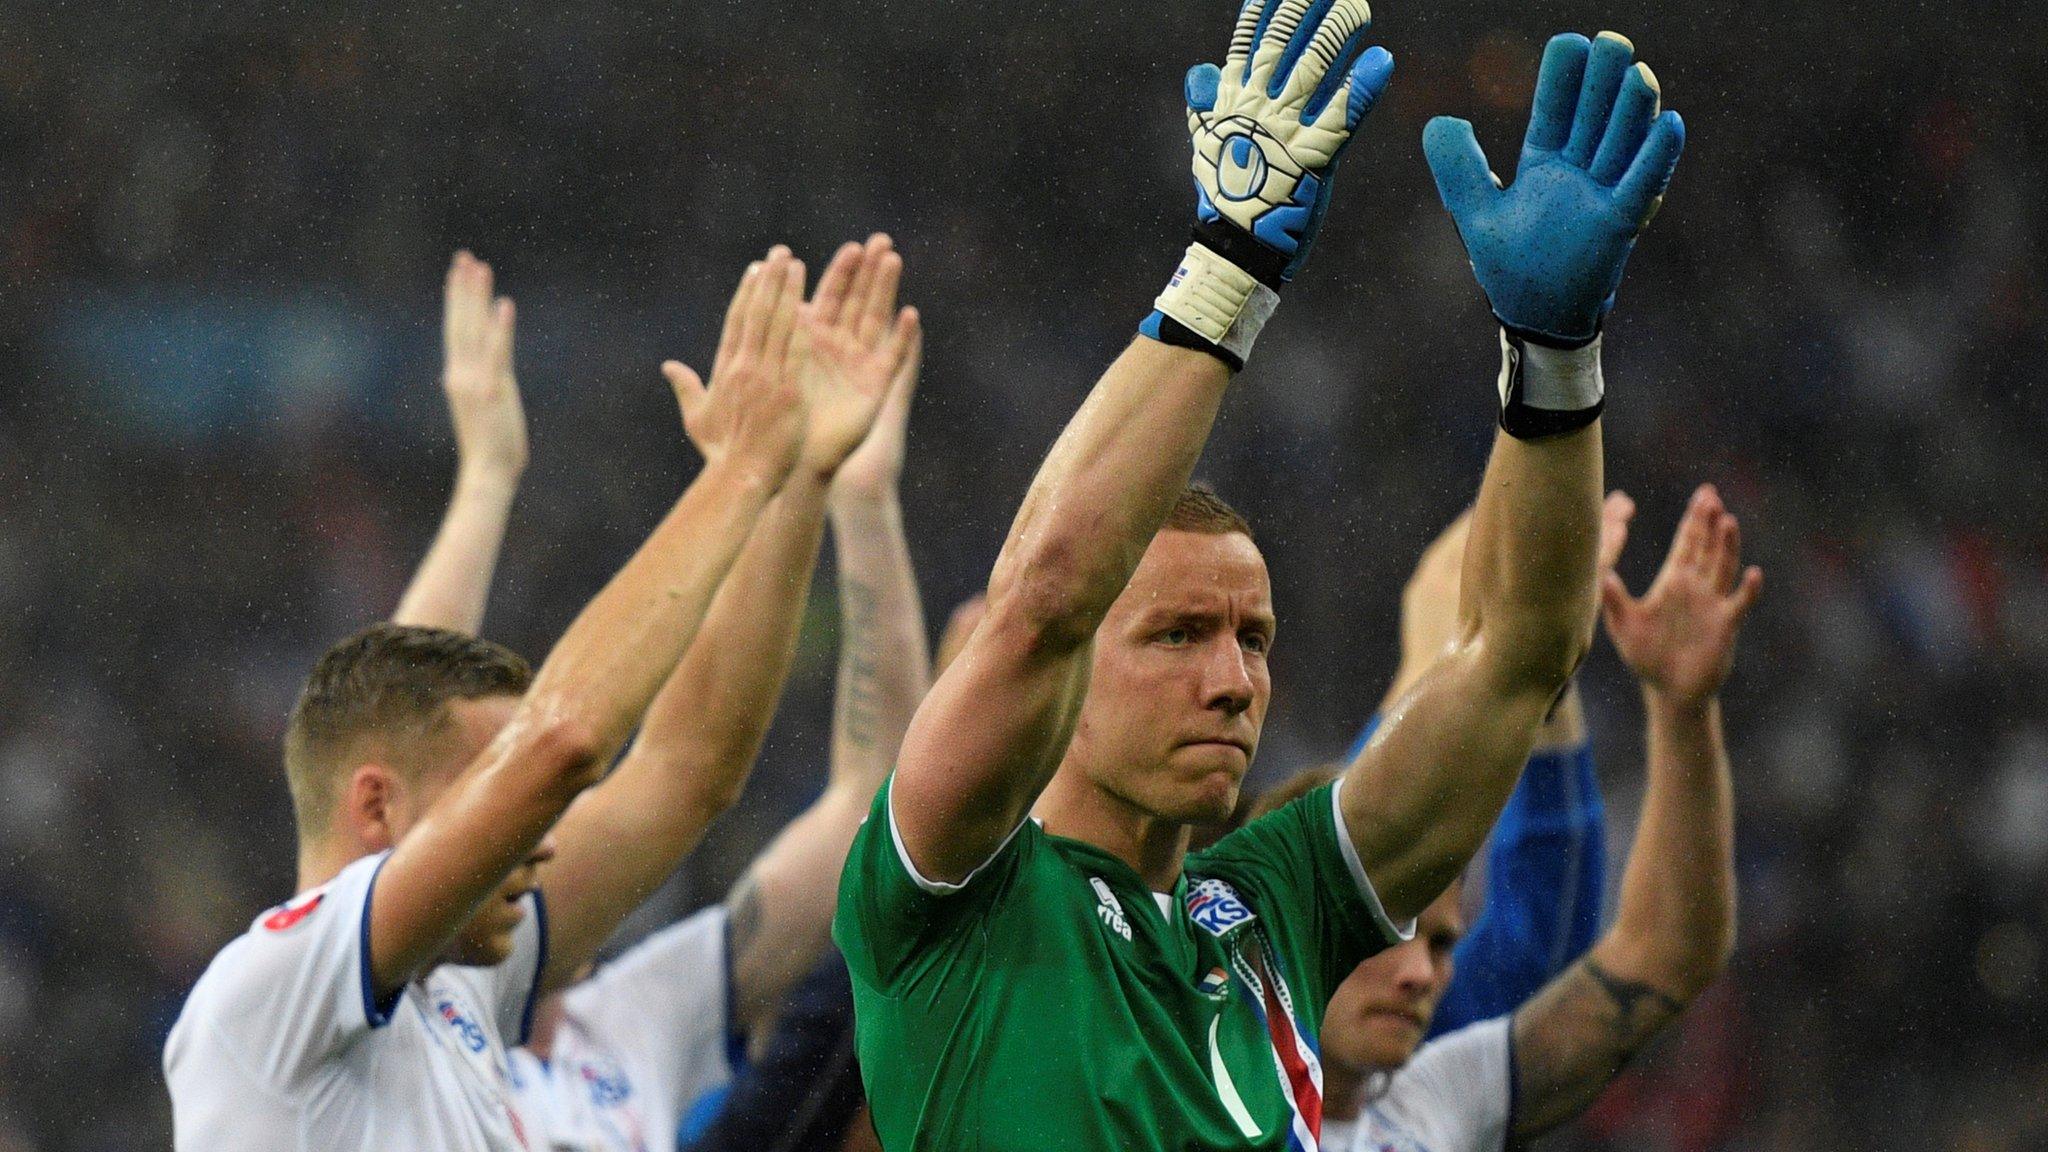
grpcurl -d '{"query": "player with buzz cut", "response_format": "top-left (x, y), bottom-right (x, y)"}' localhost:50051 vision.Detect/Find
top-left (508, 276), bottom-right (933, 1152)
top-left (164, 239), bottom-right (919, 1152)
top-left (1303, 480), bottom-right (1761, 1152)
top-left (833, 2), bottom-right (1687, 1149)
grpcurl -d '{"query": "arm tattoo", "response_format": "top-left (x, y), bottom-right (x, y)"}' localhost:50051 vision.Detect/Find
top-left (727, 872), bottom-right (764, 967)
top-left (838, 580), bottom-right (882, 752)
top-left (1581, 958), bottom-right (1685, 1042)
top-left (1510, 957), bottom-right (1691, 1138)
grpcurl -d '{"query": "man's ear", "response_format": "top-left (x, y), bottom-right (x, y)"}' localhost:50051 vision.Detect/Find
top-left (343, 763), bottom-right (402, 853)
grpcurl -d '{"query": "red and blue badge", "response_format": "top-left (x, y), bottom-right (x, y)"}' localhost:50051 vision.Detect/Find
top-left (261, 890), bottom-right (326, 932)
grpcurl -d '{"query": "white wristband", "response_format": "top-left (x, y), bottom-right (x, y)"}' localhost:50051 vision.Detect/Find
top-left (1498, 329), bottom-right (1604, 412)
top-left (1153, 243), bottom-right (1281, 366)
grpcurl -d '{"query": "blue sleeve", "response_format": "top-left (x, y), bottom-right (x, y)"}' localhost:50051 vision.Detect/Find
top-left (678, 948), bottom-right (867, 1152)
top-left (1344, 713), bottom-right (1607, 1038)
top-left (1430, 739), bottom-right (1605, 1037)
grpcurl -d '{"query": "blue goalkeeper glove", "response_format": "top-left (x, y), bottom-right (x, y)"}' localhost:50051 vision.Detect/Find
top-left (1425, 31), bottom-right (1683, 436)
top-left (1141, 0), bottom-right (1394, 370)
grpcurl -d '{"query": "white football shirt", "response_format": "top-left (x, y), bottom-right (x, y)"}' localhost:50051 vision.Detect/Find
top-left (164, 851), bottom-right (551, 1152)
top-left (1320, 1017), bottom-right (1513, 1152)
top-left (505, 904), bottom-right (736, 1152)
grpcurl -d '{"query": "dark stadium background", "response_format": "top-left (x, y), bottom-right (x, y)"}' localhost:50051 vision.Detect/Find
top-left (2, 0), bottom-right (2043, 1147)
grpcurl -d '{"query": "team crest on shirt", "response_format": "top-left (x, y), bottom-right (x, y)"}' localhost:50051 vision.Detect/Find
top-left (260, 890), bottom-right (325, 932)
top-left (578, 1054), bottom-right (635, 1108)
top-left (1186, 879), bottom-right (1255, 937)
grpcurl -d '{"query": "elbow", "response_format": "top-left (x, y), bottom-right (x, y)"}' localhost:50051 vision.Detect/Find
top-left (1477, 612), bottom-right (1594, 701)
top-left (984, 539), bottom-right (1108, 655)
top-left (518, 714), bottom-right (608, 799)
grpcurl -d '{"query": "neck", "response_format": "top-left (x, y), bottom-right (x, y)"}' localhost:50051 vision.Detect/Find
top-left (1034, 768), bottom-right (1191, 891)
top-left (1322, 1061), bottom-right (1372, 1122)
top-left (296, 833), bottom-right (368, 895)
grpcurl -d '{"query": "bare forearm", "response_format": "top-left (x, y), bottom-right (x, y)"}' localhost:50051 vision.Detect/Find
top-left (523, 458), bottom-right (783, 762)
top-left (625, 470), bottom-right (832, 804)
top-left (1603, 692), bottom-right (1735, 994)
top-left (1462, 421), bottom-right (1603, 687)
top-left (828, 486), bottom-right (930, 795)
top-left (1508, 692), bottom-right (1734, 1137)
top-left (1346, 424), bottom-right (1601, 918)
top-left (393, 465), bottom-right (520, 634)
top-left (986, 339), bottom-right (1230, 639)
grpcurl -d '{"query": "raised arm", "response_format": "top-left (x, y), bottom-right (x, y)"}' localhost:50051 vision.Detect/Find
top-left (1370, 498), bottom-right (1633, 1036)
top-left (538, 238), bottom-right (918, 990)
top-left (365, 251), bottom-right (810, 997)
top-left (393, 251), bottom-right (528, 634)
top-left (722, 323), bottom-right (932, 1033)
top-left (1510, 483), bottom-right (1760, 1137)
top-left (1341, 31), bottom-right (1684, 922)
top-left (892, 0), bottom-right (1394, 883)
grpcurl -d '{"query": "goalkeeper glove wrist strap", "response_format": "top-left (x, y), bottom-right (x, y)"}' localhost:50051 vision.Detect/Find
top-left (1143, 241), bottom-right (1282, 372)
top-left (1497, 328), bottom-right (1604, 440)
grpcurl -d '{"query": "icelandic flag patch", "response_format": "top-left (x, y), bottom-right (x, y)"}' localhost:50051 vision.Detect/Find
top-left (1186, 878), bottom-right (1255, 937)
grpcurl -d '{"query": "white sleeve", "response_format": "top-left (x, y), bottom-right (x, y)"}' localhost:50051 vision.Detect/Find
top-left (197, 853), bottom-right (392, 1091)
top-left (1370, 1016), bottom-right (1515, 1152)
top-left (559, 905), bottom-right (735, 1125)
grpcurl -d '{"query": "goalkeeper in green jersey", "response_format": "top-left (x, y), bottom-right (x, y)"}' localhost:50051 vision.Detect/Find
top-left (833, 3), bottom-right (1686, 1149)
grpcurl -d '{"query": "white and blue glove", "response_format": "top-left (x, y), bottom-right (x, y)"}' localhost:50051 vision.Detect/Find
top-left (1142, 0), bottom-right (1394, 370)
top-left (1424, 32), bottom-right (1684, 437)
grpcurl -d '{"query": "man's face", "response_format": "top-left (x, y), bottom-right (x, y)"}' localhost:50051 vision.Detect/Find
top-left (387, 694), bottom-right (548, 967)
top-left (1320, 884), bottom-right (1465, 1072)
top-left (1067, 529), bottom-right (1274, 825)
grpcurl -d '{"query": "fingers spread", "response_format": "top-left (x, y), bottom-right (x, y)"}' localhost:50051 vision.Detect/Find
top-left (1669, 483), bottom-right (1717, 571)
top-left (1423, 117), bottom-right (1501, 220)
top-left (1727, 566), bottom-right (1765, 622)
top-left (858, 242), bottom-right (903, 344)
top-left (1617, 110), bottom-right (1685, 227)
top-left (1590, 62), bottom-right (1661, 186)
top-left (1711, 510), bottom-right (1743, 594)
top-left (765, 255), bottom-right (806, 365)
top-left (719, 260), bottom-right (765, 369)
top-left (1523, 33), bottom-right (1591, 156)
top-left (1563, 30), bottom-right (1635, 169)
top-left (662, 360), bottom-right (705, 419)
top-left (1598, 489), bottom-right (1636, 572)
top-left (811, 241), bottom-right (864, 328)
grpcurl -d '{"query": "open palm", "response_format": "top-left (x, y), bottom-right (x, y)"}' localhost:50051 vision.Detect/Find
top-left (1601, 484), bottom-right (1763, 703)
top-left (795, 234), bottom-right (920, 478)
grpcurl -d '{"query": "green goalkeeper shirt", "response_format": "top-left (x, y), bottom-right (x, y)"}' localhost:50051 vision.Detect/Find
top-left (833, 777), bottom-right (1408, 1152)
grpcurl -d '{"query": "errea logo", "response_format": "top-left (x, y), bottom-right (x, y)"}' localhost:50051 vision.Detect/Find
top-left (1090, 877), bottom-right (1132, 942)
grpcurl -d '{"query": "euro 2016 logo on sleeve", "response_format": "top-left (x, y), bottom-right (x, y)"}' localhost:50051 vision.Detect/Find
top-left (437, 1000), bottom-right (488, 1054)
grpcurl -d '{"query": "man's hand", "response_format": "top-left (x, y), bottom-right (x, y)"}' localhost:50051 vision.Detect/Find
top-left (392, 251), bottom-right (529, 634)
top-left (795, 234), bottom-right (921, 481)
top-left (1142, 0), bottom-right (1393, 367)
top-left (1600, 484), bottom-right (1762, 705)
top-left (1424, 32), bottom-right (1683, 348)
top-left (441, 250), bottom-right (528, 479)
top-left (664, 247), bottom-right (810, 484)
top-left (831, 311), bottom-right (921, 503)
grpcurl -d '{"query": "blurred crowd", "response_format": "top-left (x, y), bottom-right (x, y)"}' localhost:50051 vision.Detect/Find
top-left (1, 1), bottom-right (2044, 1148)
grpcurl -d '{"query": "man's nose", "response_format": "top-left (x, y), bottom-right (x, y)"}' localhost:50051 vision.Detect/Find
top-left (1391, 940), bottom-right (1436, 994)
top-left (1201, 638), bottom-right (1255, 715)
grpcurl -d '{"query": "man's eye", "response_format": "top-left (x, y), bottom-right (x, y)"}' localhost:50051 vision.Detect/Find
top-left (1160, 628), bottom-right (1192, 646)
top-left (1242, 632), bottom-right (1270, 654)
